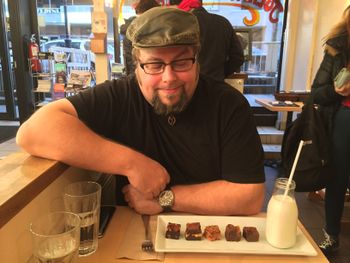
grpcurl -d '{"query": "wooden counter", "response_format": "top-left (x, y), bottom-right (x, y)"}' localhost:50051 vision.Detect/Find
top-left (79, 206), bottom-right (329, 263)
top-left (0, 152), bottom-right (68, 228)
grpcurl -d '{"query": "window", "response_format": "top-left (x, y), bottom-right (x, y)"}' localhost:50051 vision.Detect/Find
top-left (202, 0), bottom-right (286, 94)
top-left (37, 0), bottom-right (115, 71)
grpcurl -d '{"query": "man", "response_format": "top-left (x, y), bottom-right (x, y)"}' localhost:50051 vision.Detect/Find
top-left (17, 7), bottom-right (264, 216)
top-left (172, 0), bottom-right (245, 81)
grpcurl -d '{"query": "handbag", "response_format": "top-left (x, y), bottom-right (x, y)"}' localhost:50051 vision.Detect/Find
top-left (281, 97), bottom-right (333, 192)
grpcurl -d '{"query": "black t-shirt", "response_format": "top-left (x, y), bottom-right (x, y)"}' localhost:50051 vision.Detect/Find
top-left (67, 75), bottom-right (265, 203)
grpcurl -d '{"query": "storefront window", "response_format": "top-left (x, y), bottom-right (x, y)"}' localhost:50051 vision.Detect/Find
top-left (36, 0), bottom-right (285, 95)
top-left (118, 0), bottom-right (285, 94)
top-left (202, 0), bottom-right (286, 94)
top-left (36, 0), bottom-right (115, 72)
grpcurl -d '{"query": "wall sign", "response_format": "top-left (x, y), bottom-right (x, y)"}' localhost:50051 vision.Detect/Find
top-left (203, 0), bottom-right (284, 26)
top-left (37, 8), bottom-right (61, 14)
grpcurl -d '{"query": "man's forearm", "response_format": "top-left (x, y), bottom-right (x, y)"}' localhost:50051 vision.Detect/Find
top-left (17, 99), bottom-right (170, 196)
top-left (16, 100), bottom-right (136, 175)
top-left (171, 181), bottom-right (265, 216)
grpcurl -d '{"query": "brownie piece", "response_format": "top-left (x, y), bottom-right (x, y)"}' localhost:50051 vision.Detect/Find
top-left (203, 225), bottom-right (221, 241)
top-left (185, 222), bottom-right (202, 240)
top-left (165, 222), bottom-right (181, 239)
top-left (225, 224), bottom-right (241, 241)
top-left (242, 226), bottom-right (259, 242)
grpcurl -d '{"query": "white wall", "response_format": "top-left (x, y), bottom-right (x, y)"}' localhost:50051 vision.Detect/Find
top-left (280, 0), bottom-right (317, 92)
top-left (311, 0), bottom-right (350, 83)
top-left (281, 0), bottom-right (349, 92)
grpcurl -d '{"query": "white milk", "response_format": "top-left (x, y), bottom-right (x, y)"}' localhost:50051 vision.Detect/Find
top-left (265, 194), bottom-right (298, 248)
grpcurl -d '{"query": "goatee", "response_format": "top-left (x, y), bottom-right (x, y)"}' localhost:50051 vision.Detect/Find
top-left (152, 92), bottom-right (187, 115)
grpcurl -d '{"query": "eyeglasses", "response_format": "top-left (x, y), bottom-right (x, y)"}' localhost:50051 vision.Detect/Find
top-left (139, 57), bottom-right (196, 75)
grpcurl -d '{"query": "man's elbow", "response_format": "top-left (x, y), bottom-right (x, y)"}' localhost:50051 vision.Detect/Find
top-left (16, 122), bottom-right (39, 155)
top-left (241, 184), bottom-right (265, 215)
top-left (16, 123), bottom-right (29, 150)
top-left (246, 195), bottom-right (264, 215)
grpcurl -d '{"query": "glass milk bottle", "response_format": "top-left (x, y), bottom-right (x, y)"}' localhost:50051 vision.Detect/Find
top-left (265, 178), bottom-right (298, 248)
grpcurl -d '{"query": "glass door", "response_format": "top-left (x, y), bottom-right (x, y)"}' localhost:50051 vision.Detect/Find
top-left (0, 0), bottom-right (16, 120)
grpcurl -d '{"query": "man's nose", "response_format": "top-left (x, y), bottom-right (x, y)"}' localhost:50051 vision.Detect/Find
top-left (162, 64), bottom-right (177, 82)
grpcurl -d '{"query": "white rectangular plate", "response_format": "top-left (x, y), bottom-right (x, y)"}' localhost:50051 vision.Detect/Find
top-left (155, 215), bottom-right (317, 256)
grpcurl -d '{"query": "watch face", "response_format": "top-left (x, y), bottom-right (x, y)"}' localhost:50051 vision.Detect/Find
top-left (159, 190), bottom-right (174, 207)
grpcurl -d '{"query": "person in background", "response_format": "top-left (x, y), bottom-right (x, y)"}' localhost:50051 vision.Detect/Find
top-left (170, 0), bottom-right (244, 81)
top-left (311, 5), bottom-right (350, 255)
top-left (120, 0), bottom-right (160, 75)
top-left (16, 7), bottom-right (265, 216)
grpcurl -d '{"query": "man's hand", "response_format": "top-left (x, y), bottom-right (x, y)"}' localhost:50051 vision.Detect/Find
top-left (122, 184), bottom-right (163, 215)
top-left (126, 153), bottom-right (170, 197)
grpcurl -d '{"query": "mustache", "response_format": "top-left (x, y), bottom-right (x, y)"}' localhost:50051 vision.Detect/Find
top-left (155, 85), bottom-right (182, 91)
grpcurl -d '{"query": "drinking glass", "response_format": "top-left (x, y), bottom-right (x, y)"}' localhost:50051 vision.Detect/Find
top-left (30, 211), bottom-right (81, 263)
top-left (63, 181), bottom-right (101, 256)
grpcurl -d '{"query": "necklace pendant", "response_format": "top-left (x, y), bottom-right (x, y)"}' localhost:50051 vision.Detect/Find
top-left (168, 115), bottom-right (176, 126)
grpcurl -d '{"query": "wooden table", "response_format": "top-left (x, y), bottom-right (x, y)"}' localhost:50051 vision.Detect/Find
top-left (79, 206), bottom-right (329, 263)
top-left (255, 98), bottom-right (303, 128)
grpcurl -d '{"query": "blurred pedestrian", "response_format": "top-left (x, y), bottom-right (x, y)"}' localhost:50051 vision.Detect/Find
top-left (171, 0), bottom-right (244, 81)
top-left (120, 0), bottom-right (160, 75)
top-left (311, 5), bottom-right (350, 255)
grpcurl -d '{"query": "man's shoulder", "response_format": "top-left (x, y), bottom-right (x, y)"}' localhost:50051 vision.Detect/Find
top-left (114, 74), bottom-right (137, 84)
top-left (95, 75), bottom-right (133, 86)
top-left (93, 76), bottom-right (138, 95)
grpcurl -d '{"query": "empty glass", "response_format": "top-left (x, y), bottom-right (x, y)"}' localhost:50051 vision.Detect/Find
top-left (63, 181), bottom-right (101, 256)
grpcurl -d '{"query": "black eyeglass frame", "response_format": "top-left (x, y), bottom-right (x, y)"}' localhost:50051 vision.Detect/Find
top-left (139, 57), bottom-right (196, 75)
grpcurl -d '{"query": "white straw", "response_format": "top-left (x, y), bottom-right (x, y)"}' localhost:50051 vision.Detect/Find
top-left (283, 140), bottom-right (305, 199)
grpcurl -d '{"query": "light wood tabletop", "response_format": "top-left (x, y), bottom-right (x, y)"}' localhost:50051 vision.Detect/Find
top-left (79, 206), bottom-right (329, 263)
top-left (0, 152), bottom-right (68, 228)
top-left (255, 98), bottom-right (304, 128)
top-left (255, 98), bottom-right (303, 112)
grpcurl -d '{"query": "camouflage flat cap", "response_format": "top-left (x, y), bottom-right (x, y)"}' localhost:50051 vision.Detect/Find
top-left (126, 7), bottom-right (200, 48)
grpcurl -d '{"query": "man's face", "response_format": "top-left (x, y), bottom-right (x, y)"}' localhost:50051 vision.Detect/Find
top-left (135, 46), bottom-right (199, 115)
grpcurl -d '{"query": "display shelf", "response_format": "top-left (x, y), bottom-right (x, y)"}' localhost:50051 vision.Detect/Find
top-left (29, 55), bottom-right (56, 109)
top-left (29, 50), bottom-right (95, 109)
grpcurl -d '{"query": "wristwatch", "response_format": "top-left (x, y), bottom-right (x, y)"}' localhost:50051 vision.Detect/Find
top-left (158, 189), bottom-right (174, 212)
